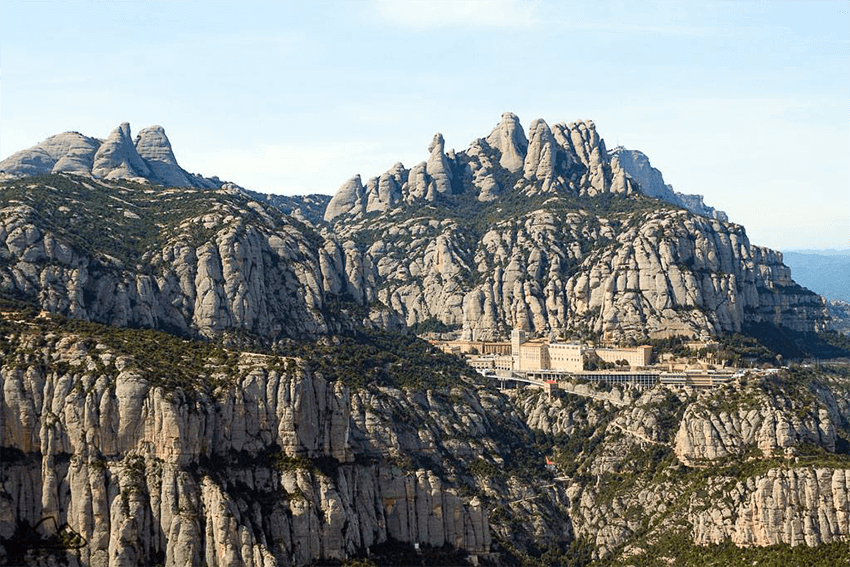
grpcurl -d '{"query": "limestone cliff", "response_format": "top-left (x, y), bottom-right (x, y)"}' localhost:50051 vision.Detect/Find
top-left (0, 310), bottom-right (571, 566)
top-left (0, 175), bottom-right (360, 340)
top-left (511, 366), bottom-right (850, 563)
top-left (0, 123), bottom-right (219, 189)
top-left (609, 146), bottom-right (728, 221)
top-left (320, 113), bottom-right (826, 341)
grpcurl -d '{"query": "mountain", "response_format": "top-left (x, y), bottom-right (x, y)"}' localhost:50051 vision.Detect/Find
top-left (1, 114), bottom-right (848, 566)
top-left (0, 294), bottom-right (577, 566)
top-left (2, 298), bottom-right (850, 566)
top-left (783, 251), bottom-right (850, 303)
top-left (0, 173), bottom-right (416, 341)
top-left (1, 123), bottom-right (333, 229)
top-left (319, 112), bottom-right (826, 341)
top-left (0, 123), bottom-right (222, 189)
top-left (0, 114), bottom-right (828, 341)
top-left (786, 248), bottom-right (850, 257)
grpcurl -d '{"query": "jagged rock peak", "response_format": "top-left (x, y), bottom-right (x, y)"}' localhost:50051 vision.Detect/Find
top-left (322, 112), bottom-right (644, 220)
top-left (610, 146), bottom-right (728, 221)
top-left (319, 112), bottom-right (731, 222)
top-left (426, 132), bottom-right (453, 198)
top-left (324, 174), bottom-right (365, 221)
top-left (133, 125), bottom-right (192, 187)
top-left (428, 132), bottom-right (446, 153)
top-left (523, 118), bottom-right (558, 181)
top-left (1, 122), bottom-right (221, 189)
top-left (92, 122), bottom-right (152, 180)
top-left (486, 111), bottom-right (528, 172)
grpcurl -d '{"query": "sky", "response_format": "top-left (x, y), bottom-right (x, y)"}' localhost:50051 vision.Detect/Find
top-left (1, 0), bottom-right (847, 250)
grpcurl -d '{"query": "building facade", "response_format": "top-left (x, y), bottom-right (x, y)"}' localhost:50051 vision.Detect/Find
top-left (548, 343), bottom-right (584, 372)
top-left (508, 329), bottom-right (652, 373)
top-left (593, 346), bottom-right (652, 367)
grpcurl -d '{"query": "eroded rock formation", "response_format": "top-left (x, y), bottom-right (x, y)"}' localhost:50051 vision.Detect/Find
top-left (1, 123), bottom-right (218, 189)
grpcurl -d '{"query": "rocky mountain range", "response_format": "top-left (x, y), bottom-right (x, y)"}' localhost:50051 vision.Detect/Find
top-left (0, 117), bottom-right (829, 344)
top-left (1, 114), bottom-right (848, 566)
top-left (0, 123), bottom-right (221, 189)
top-left (2, 300), bottom-right (849, 566)
top-left (0, 309), bottom-right (561, 566)
top-left (318, 112), bottom-right (826, 341)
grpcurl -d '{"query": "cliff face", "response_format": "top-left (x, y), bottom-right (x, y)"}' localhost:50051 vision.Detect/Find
top-left (354, 207), bottom-right (824, 341)
top-left (674, 378), bottom-right (844, 464)
top-left (0, 175), bottom-right (396, 340)
top-left (319, 113), bottom-right (826, 341)
top-left (609, 146), bottom-right (728, 222)
top-left (511, 367), bottom-right (850, 562)
top-left (0, 315), bottom-right (572, 566)
top-left (691, 467), bottom-right (850, 547)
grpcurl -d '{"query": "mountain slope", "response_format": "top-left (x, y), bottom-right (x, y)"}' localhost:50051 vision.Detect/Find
top-left (319, 113), bottom-right (826, 341)
top-left (2, 297), bottom-right (849, 566)
top-left (0, 298), bottom-right (573, 566)
top-left (514, 364), bottom-right (850, 564)
top-left (0, 174), bottom-right (357, 339)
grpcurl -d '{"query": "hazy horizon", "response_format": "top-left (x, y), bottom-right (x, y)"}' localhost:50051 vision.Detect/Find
top-left (1, 0), bottom-right (847, 250)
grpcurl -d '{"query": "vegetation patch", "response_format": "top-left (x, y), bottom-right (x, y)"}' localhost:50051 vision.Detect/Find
top-left (598, 529), bottom-right (850, 567)
top-left (286, 328), bottom-right (484, 391)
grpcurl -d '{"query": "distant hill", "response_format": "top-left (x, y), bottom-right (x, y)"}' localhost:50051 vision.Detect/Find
top-left (786, 248), bottom-right (850, 256)
top-left (783, 251), bottom-right (850, 302)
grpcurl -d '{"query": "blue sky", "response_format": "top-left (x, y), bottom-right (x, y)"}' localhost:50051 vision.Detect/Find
top-left (1, 0), bottom-right (847, 250)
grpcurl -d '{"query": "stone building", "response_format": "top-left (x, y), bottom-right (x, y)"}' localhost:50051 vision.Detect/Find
top-left (509, 328), bottom-right (651, 373)
top-left (593, 346), bottom-right (653, 367)
top-left (548, 343), bottom-right (584, 372)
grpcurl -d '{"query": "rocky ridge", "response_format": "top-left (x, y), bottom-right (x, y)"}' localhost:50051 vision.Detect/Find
top-left (609, 146), bottom-right (728, 221)
top-left (0, 123), bottom-right (220, 189)
top-left (0, 306), bottom-right (571, 566)
top-left (319, 113), bottom-right (826, 341)
top-left (0, 115), bottom-right (828, 342)
top-left (0, 174), bottom-right (401, 340)
top-left (511, 365), bottom-right (850, 562)
top-left (5, 295), bottom-right (848, 566)
top-left (323, 113), bottom-right (635, 223)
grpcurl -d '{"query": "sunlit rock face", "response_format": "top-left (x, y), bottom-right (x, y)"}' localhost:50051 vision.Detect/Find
top-left (1, 122), bottom-right (219, 188)
top-left (321, 113), bottom-right (826, 341)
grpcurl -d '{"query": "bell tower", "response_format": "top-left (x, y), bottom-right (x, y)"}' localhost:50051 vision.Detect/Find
top-left (511, 328), bottom-right (525, 370)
